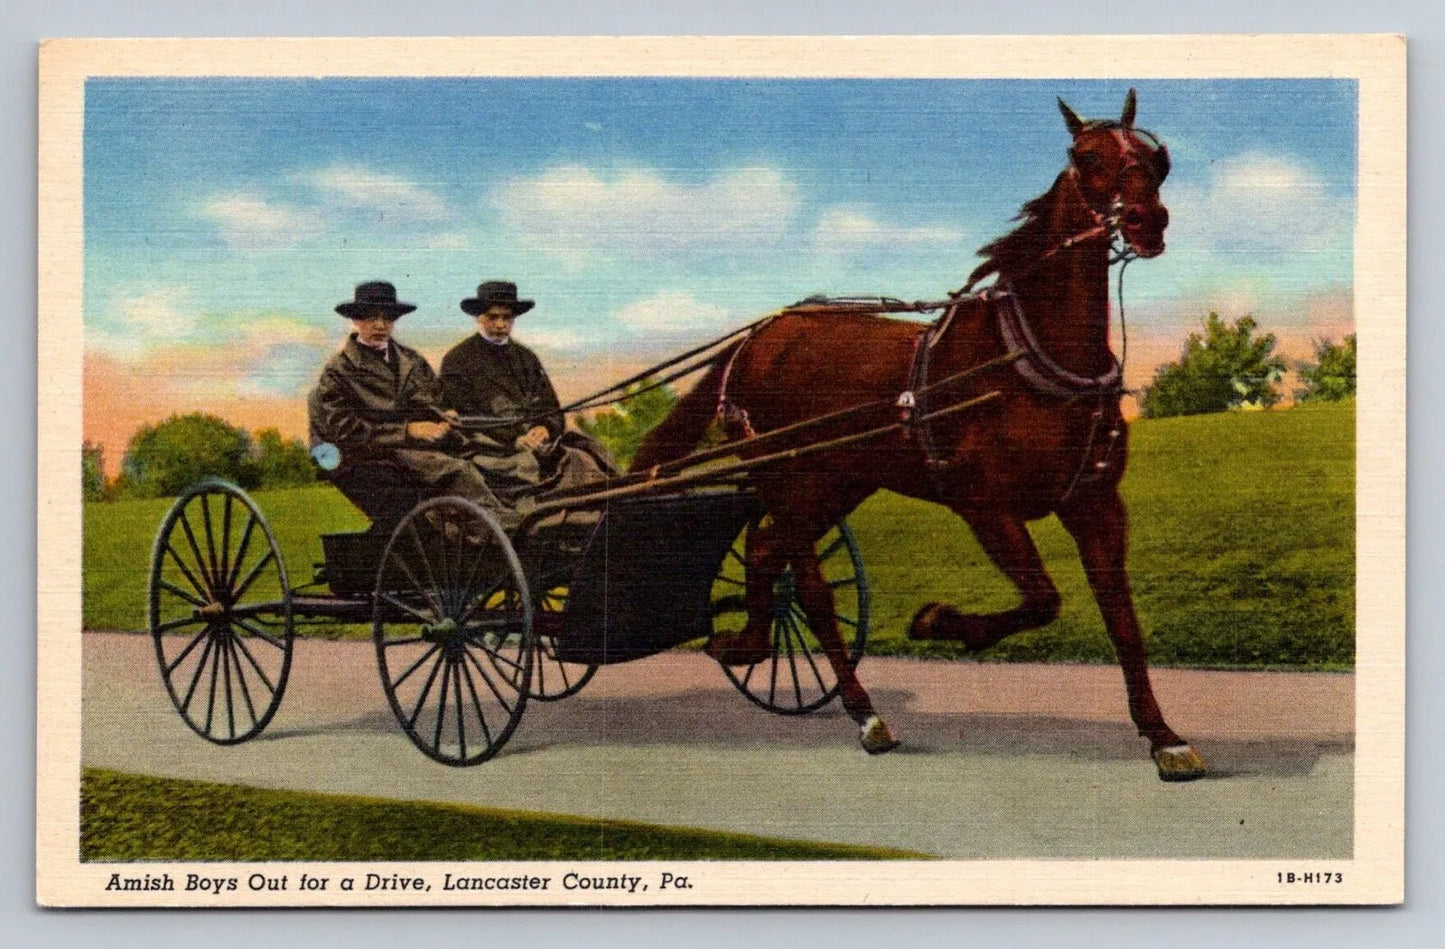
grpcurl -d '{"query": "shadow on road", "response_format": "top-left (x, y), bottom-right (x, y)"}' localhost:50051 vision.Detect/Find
top-left (260, 685), bottom-right (1351, 778)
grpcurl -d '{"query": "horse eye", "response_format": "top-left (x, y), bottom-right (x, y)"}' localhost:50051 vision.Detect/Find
top-left (1074, 150), bottom-right (1103, 171)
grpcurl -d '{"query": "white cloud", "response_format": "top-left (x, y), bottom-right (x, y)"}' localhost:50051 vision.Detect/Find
top-left (88, 287), bottom-right (199, 355)
top-left (514, 326), bottom-right (592, 353)
top-left (489, 165), bottom-right (802, 261)
top-left (614, 291), bottom-right (733, 337)
top-left (812, 207), bottom-right (964, 256)
top-left (226, 317), bottom-right (334, 397)
top-left (201, 193), bottom-right (320, 249)
top-left (1165, 152), bottom-right (1351, 259)
top-left (304, 163), bottom-right (451, 223)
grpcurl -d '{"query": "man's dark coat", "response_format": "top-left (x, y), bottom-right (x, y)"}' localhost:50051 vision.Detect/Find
top-left (438, 335), bottom-right (565, 444)
top-left (308, 334), bottom-right (512, 526)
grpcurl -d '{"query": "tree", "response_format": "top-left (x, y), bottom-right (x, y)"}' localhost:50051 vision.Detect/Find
top-left (1295, 334), bottom-right (1357, 403)
top-left (82, 440), bottom-right (107, 502)
top-left (119, 413), bottom-right (261, 498)
top-left (252, 427), bottom-right (316, 489)
top-left (576, 380), bottom-right (679, 468)
top-left (1140, 313), bottom-right (1287, 419)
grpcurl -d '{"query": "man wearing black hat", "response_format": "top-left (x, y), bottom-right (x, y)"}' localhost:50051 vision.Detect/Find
top-left (308, 280), bottom-right (519, 531)
top-left (440, 281), bottom-right (613, 498)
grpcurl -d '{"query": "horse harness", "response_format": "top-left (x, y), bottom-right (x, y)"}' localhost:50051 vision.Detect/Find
top-left (714, 124), bottom-right (1160, 503)
top-left (892, 286), bottom-right (1126, 504)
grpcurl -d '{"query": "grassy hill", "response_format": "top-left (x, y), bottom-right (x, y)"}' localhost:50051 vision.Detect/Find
top-left (84, 400), bottom-right (1354, 669)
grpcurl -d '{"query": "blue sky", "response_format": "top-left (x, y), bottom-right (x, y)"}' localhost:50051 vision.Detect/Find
top-left (83, 77), bottom-right (1356, 412)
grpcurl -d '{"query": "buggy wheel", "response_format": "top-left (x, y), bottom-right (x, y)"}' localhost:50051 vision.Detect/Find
top-left (523, 557), bottom-right (597, 702)
top-left (148, 479), bottom-right (293, 744)
top-left (711, 519), bottom-right (870, 715)
top-left (526, 588), bottom-right (598, 701)
top-left (373, 497), bottom-right (532, 766)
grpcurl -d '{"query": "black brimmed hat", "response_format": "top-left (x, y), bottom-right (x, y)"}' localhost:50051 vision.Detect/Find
top-left (461, 281), bottom-right (535, 317)
top-left (335, 281), bottom-right (416, 318)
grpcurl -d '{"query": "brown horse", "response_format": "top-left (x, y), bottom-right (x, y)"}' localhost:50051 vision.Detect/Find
top-left (630, 90), bottom-right (1205, 781)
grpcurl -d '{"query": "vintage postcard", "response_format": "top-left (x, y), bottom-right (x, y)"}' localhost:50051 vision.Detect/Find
top-left (37, 35), bottom-right (1404, 906)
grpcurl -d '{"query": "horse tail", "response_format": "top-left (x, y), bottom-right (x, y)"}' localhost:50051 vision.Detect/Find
top-left (628, 342), bottom-right (739, 472)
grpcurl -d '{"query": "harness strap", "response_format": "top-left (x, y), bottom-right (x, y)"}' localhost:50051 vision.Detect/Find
top-left (995, 290), bottom-right (1122, 398)
top-left (716, 314), bottom-right (778, 438)
top-left (897, 303), bottom-right (961, 493)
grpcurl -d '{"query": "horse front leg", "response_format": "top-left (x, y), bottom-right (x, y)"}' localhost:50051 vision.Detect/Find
top-left (907, 508), bottom-right (1061, 650)
top-left (1056, 488), bottom-right (1206, 782)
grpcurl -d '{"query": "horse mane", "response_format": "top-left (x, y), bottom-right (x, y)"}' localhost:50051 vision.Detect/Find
top-left (964, 170), bottom-right (1075, 292)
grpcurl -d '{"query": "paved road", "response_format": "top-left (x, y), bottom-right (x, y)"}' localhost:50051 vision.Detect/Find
top-left (82, 632), bottom-right (1353, 859)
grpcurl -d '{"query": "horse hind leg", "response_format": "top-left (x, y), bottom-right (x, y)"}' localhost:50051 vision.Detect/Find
top-left (908, 509), bottom-right (1062, 651)
top-left (704, 513), bottom-right (787, 667)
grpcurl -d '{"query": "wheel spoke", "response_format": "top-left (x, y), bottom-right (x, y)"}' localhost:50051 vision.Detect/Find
top-left (828, 576), bottom-right (858, 590)
top-left (226, 634), bottom-right (260, 727)
top-left (200, 494), bottom-right (222, 593)
top-left (178, 634), bottom-right (216, 713)
top-left (164, 624), bottom-right (211, 674)
top-left (453, 660), bottom-right (467, 761)
top-left (433, 655), bottom-right (452, 750)
top-left (220, 627), bottom-right (237, 739)
top-left (225, 514), bottom-right (259, 590)
top-left (462, 646), bottom-right (518, 714)
top-left (379, 592), bottom-right (438, 625)
top-left (155, 614), bottom-right (205, 635)
top-left (383, 546), bottom-right (444, 619)
top-left (204, 632), bottom-right (222, 735)
top-left (231, 550), bottom-right (276, 602)
top-left (164, 545), bottom-right (210, 601)
top-left (406, 651), bottom-right (448, 729)
top-left (457, 655), bottom-right (495, 748)
top-left (457, 570), bottom-right (512, 625)
top-left (434, 511), bottom-right (453, 614)
top-left (234, 617), bottom-right (285, 649)
top-left (466, 633), bottom-right (526, 673)
top-left (177, 510), bottom-right (216, 591)
top-left (389, 642), bottom-right (443, 689)
top-left (714, 574), bottom-right (745, 588)
top-left (219, 494), bottom-right (234, 589)
top-left (779, 613), bottom-right (804, 708)
top-left (405, 521), bottom-right (443, 610)
top-left (228, 630), bottom-right (277, 695)
top-left (785, 606), bottom-right (830, 691)
top-left (767, 624), bottom-right (781, 706)
top-left (158, 580), bottom-right (207, 610)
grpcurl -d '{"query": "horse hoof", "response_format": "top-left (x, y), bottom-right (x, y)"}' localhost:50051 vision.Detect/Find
top-left (907, 602), bottom-right (950, 641)
top-left (704, 632), bottom-right (773, 667)
top-left (1153, 744), bottom-right (1206, 782)
top-left (860, 716), bottom-right (901, 755)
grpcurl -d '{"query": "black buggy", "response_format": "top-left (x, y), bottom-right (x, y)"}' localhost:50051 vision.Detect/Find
top-left (147, 473), bottom-right (870, 766)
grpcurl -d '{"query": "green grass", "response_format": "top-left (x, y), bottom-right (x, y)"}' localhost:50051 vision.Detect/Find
top-left (85, 400), bottom-right (1354, 669)
top-left (81, 769), bottom-right (923, 861)
top-left (850, 399), bottom-right (1356, 669)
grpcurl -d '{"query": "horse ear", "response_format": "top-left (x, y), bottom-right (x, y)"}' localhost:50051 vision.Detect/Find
top-left (1121, 88), bottom-right (1138, 128)
top-left (1058, 97), bottom-right (1085, 136)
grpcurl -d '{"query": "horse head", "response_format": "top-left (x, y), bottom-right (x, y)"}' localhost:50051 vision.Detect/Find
top-left (1057, 89), bottom-right (1170, 258)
